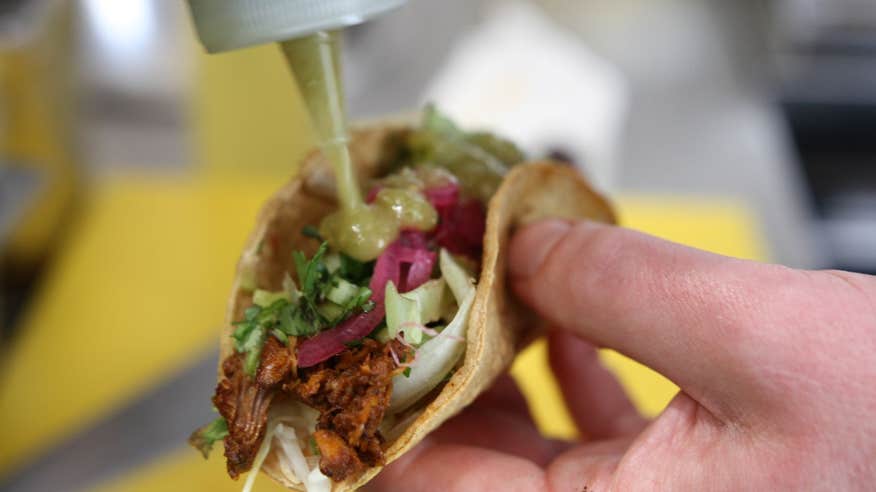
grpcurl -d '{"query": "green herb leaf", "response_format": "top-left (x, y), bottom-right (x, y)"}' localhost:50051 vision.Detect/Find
top-left (289, 309), bottom-right (319, 337)
top-left (403, 367), bottom-right (412, 378)
top-left (232, 242), bottom-right (377, 378)
top-left (188, 417), bottom-right (228, 459)
top-left (277, 303), bottom-right (294, 335)
top-left (232, 300), bottom-right (294, 376)
top-left (295, 242), bottom-right (329, 296)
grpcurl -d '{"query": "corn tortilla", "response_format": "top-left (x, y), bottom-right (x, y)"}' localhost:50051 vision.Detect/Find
top-left (219, 125), bottom-right (616, 491)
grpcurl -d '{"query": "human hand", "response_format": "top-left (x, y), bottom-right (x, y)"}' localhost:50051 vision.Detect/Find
top-left (368, 220), bottom-right (876, 491)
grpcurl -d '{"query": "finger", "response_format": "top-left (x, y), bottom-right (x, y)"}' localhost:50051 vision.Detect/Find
top-left (421, 375), bottom-right (565, 465)
top-left (545, 436), bottom-right (635, 492)
top-left (367, 443), bottom-right (545, 492)
top-left (508, 220), bottom-right (806, 419)
top-left (471, 374), bottom-right (534, 420)
top-left (429, 401), bottom-right (568, 466)
top-left (548, 330), bottom-right (647, 439)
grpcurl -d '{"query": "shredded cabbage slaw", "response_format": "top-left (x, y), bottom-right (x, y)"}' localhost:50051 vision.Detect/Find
top-left (388, 250), bottom-right (475, 414)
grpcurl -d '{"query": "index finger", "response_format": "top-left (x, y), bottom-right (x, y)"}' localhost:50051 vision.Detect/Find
top-left (508, 220), bottom-right (803, 420)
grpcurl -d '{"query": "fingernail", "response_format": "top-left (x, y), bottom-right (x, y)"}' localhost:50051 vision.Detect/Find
top-left (508, 219), bottom-right (572, 279)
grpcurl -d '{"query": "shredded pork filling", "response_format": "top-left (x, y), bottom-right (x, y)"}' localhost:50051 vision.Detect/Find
top-left (213, 335), bottom-right (408, 481)
top-left (213, 354), bottom-right (276, 479)
top-left (214, 337), bottom-right (295, 478)
top-left (291, 338), bottom-right (409, 481)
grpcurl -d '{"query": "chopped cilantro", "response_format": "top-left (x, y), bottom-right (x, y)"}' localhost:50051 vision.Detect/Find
top-left (231, 242), bottom-right (376, 377)
top-left (309, 436), bottom-right (321, 456)
top-left (189, 417), bottom-right (228, 459)
top-left (233, 299), bottom-right (314, 376)
top-left (294, 242), bottom-right (329, 299)
top-left (403, 367), bottom-right (412, 378)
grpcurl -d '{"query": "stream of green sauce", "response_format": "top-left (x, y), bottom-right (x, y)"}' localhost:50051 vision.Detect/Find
top-left (281, 32), bottom-right (361, 210)
top-left (281, 31), bottom-right (436, 261)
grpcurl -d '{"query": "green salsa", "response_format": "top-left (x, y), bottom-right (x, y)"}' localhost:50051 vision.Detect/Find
top-left (319, 187), bottom-right (437, 261)
top-left (282, 33), bottom-right (522, 261)
top-left (403, 106), bottom-right (526, 203)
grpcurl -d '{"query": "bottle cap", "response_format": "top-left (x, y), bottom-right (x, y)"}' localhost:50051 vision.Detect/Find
top-left (187, 0), bottom-right (406, 53)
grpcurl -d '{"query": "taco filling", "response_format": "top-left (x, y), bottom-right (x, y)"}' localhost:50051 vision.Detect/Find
top-left (189, 107), bottom-right (526, 490)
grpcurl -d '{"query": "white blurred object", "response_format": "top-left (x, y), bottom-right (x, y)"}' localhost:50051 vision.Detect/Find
top-left (83, 0), bottom-right (154, 59)
top-left (422, 0), bottom-right (627, 191)
top-left (80, 0), bottom-right (189, 98)
top-left (536, 0), bottom-right (743, 91)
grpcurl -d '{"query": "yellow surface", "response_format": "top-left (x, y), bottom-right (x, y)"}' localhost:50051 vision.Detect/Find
top-left (0, 176), bottom-right (274, 476)
top-left (0, 166), bottom-right (765, 488)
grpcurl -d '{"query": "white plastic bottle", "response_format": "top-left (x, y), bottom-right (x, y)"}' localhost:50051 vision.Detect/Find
top-left (186, 0), bottom-right (407, 53)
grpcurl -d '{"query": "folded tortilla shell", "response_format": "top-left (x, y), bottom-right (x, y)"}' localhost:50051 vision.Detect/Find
top-left (220, 124), bottom-right (616, 491)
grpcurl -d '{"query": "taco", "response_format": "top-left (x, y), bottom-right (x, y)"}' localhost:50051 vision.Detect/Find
top-left (189, 108), bottom-right (615, 492)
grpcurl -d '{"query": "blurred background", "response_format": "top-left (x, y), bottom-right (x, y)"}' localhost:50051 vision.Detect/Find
top-left (0, 0), bottom-right (874, 490)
